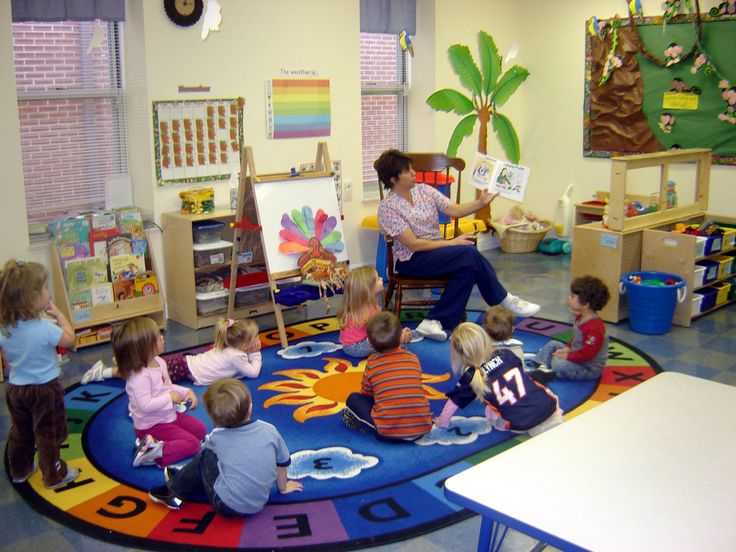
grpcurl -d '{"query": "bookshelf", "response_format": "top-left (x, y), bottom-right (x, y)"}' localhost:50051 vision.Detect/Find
top-left (49, 228), bottom-right (165, 348)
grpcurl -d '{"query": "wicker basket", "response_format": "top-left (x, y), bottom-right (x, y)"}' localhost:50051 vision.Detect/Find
top-left (493, 220), bottom-right (551, 253)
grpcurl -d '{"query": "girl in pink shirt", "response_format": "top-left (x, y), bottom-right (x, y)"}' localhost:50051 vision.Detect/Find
top-left (83, 318), bottom-right (262, 386)
top-left (113, 317), bottom-right (207, 468)
top-left (337, 266), bottom-right (411, 358)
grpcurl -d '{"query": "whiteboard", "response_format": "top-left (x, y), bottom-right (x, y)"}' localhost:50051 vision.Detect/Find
top-left (253, 175), bottom-right (348, 276)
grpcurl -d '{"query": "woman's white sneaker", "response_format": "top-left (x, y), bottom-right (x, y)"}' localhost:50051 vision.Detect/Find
top-left (501, 294), bottom-right (540, 317)
top-left (415, 319), bottom-right (447, 341)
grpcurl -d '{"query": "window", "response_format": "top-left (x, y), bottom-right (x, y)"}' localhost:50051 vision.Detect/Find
top-left (12, 21), bottom-right (128, 230)
top-left (360, 32), bottom-right (409, 198)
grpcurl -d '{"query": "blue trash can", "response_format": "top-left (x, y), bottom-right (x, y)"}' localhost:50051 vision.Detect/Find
top-left (619, 271), bottom-right (687, 335)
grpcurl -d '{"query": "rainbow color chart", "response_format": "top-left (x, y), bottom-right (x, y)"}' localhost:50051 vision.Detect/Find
top-left (267, 79), bottom-right (331, 139)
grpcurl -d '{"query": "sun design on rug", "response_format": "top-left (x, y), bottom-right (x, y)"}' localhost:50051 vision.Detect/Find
top-left (259, 357), bottom-right (450, 422)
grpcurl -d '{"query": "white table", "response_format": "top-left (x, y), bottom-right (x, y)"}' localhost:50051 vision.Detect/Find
top-left (444, 372), bottom-right (736, 552)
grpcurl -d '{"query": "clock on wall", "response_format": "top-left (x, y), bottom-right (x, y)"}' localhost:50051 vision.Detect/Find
top-left (163, 0), bottom-right (204, 27)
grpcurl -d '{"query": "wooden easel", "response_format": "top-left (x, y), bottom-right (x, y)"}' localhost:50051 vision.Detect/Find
top-left (227, 142), bottom-right (334, 348)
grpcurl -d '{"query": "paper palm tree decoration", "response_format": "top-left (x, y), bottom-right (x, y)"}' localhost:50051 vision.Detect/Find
top-left (278, 206), bottom-right (344, 268)
top-left (427, 30), bottom-right (529, 163)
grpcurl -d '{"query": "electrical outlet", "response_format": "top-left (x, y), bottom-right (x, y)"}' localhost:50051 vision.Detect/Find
top-left (298, 162), bottom-right (315, 172)
top-left (343, 178), bottom-right (353, 202)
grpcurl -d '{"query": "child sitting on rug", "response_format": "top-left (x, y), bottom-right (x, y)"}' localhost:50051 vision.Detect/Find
top-left (113, 317), bottom-right (207, 468)
top-left (528, 275), bottom-right (610, 384)
top-left (148, 378), bottom-right (303, 514)
top-left (0, 259), bottom-right (80, 489)
top-left (82, 317), bottom-right (261, 385)
top-left (342, 311), bottom-right (432, 441)
top-left (435, 322), bottom-right (563, 437)
top-left (482, 305), bottom-right (525, 362)
top-left (337, 266), bottom-right (412, 358)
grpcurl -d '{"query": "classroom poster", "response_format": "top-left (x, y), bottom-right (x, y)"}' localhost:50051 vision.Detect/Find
top-left (266, 79), bottom-right (331, 139)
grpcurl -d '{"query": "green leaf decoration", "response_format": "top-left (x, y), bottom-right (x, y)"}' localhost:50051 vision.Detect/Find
top-left (478, 31), bottom-right (501, 97)
top-left (446, 114), bottom-right (477, 157)
top-left (492, 112), bottom-right (520, 163)
top-left (426, 89), bottom-right (475, 114)
top-left (492, 65), bottom-right (529, 107)
top-left (448, 45), bottom-right (483, 96)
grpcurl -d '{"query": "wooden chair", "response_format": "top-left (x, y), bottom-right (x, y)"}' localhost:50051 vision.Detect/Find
top-left (379, 153), bottom-right (468, 315)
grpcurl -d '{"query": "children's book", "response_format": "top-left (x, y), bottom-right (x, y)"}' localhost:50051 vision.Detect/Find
top-left (469, 152), bottom-right (531, 203)
top-left (134, 271), bottom-right (158, 296)
top-left (107, 233), bottom-right (133, 258)
top-left (132, 238), bottom-right (148, 259)
top-left (109, 253), bottom-right (145, 281)
top-left (55, 216), bottom-right (91, 246)
top-left (65, 256), bottom-right (109, 292)
top-left (90, 282), bottom-right (114, 306)
top-left (90, 211), bottom-right (117, 231)
top-left (68, 289), bottom-right (92, 310)
top-left (113, 279), bottom-right (135, 301)
top-left (117, 207), bottom-right (145, 240)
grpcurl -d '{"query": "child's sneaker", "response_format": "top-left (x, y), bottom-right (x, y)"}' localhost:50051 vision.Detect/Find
top-left (530, 369), bottom-right (557, 384)
top-left (11, 462), bottom-right (38, 484)
top-left (133, 434), bottom-right (164, 467)
top-left (148, 485), bottom-right (182, 510)
top-left (45, 467), bottom-right (80, 489)
top-left (81, 360), bottom-right (106, 384)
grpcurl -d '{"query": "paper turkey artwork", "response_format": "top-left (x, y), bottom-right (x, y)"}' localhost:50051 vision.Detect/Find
top-left (253, 175), bottom-right (349, 276)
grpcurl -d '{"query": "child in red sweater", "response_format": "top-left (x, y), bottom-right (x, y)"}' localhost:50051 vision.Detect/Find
top-left (529, 275), bottom-right (610, 383)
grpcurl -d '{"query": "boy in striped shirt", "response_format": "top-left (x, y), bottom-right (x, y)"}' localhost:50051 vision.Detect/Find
top-left (342, 312), bottom-right (432, 441)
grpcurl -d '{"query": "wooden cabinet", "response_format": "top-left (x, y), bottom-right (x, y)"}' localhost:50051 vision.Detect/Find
top-left (161, 209), bottom-right (273, 329)
top-left (49, 230), bottom-right (165, 348)
top-left (642, 216), bottom-right (736, 327)
top-left (572, 148), bottom-right (710, 323)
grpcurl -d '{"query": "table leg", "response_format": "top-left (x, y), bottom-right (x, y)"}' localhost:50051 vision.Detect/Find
top-left (477, 516), bottom-right (509, 552)
top-left (376, 233), bottom-right (387, 281)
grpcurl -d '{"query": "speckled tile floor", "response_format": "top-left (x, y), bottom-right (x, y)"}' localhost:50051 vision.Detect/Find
top-left (1, 249), bottom-right (734, 551)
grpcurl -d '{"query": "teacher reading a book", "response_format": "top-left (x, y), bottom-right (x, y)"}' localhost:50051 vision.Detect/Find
top-left (375, 149), bottom-right (540, 341)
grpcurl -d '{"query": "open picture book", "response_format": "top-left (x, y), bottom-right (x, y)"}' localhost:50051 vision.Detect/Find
top-left (468, 152), bottom-right (531, 203)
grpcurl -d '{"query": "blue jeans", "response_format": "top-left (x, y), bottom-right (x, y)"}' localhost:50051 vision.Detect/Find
top-left (395, 245), bottom-right (507, 330)
top-left (534, 341), bottom-right (602, 380)
top-left (342, 338), bottom-right (375, 358)
top-left (167, 448), bottom-right (243, 518)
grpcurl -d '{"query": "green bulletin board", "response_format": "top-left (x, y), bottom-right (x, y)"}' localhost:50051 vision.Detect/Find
top-left (584, 13), bottom-right (736, 164)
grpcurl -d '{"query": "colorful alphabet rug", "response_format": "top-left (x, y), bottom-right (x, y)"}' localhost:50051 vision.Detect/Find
top-left (7, 311), bottom-right (661, 551)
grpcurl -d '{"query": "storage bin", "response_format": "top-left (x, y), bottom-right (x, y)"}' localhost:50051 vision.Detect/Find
top-left (698, 286), bottom-right (718, 313)
top-left (195, 289), bottom-right (229, 315)
top-left (727, 277), bottom-right (736, 301)
top-left (692, 265), bottom-right (706, 288)
top-left (690, 292), bottom-right (704, 316)
top-left (713, 281), bottom-right (731, 305)
top-left (695, 259), bottom-right (719, 284)
top-left (692, 235), bottom-right (707, 258)
top-left (721, 227), bottom-right (736, 249)
top-left (235, 282), bottom-right (271, 308)
top-left (711, 254), bottom-right (734, 279)
top-left (193, 240), bottom-right (232, 267)
top-left (703, 234), bottom-right (722, 255)
top-left (619, 271), bottom-right (686, 335)
top-left (192, 220), bottom-right (224, 244)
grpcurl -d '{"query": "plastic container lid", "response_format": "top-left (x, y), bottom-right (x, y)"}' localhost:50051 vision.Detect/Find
top-left (192, 239), bottom-right (233, 251)
top-left (193, 220), bottom-right (225, 230)
top-left (195, 289), bottom-right (229, 301)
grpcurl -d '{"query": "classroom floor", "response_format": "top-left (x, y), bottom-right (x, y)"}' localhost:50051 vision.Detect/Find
top-left (1, 249), bottom-right (734, 552)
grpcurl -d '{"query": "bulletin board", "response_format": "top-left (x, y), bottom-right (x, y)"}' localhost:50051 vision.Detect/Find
top-left (252, 175), bottom-right (348, 276)
top-left (583, 12), bottom-right (736, 165)
top-left (152, 97), bottom-right (244, 185)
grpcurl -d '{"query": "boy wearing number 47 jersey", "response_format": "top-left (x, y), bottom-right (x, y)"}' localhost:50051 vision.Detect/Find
top-left (436, 322), bottom-right (563, 437)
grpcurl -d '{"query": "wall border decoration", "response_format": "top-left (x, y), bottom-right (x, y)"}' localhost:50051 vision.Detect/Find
top-left (583, 11), bottom-right (736, 165)
top-left (153, 97), bottom-right (244, 185)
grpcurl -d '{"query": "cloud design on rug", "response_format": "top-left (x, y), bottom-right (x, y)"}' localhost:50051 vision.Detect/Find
top-left (288, 446), bottom-right (379, 480)
top-left (277, 340), bottom-right (342, 359)
top-left (415, 417), bottom-right (494, 446)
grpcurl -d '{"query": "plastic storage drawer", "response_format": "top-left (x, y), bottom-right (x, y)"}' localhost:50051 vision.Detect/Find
top-left (195, 289), bottom-right (229, 315)
top-left (235, 283), bottom-right (271, 308)
top-left (193, 240), bottom-right (232, 267)
top-left (711, 255), bottom-right (734, 279)
top-left (720, 227), bottom-right (735, 250)
top-left (698, 286), bottom-right (718, 312)
top-left (712, 281), bottom-right (731, 305)
top-left (690, 292), bottom-right (703, 316)
top-left (703, 234), bottom-right (722, 256)
top-left (192, 220), bottom-right (225, 244)
top-left (692, 265), bottom-right (706, 288)
top-left (695, 259), bottom-right (719, 284)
